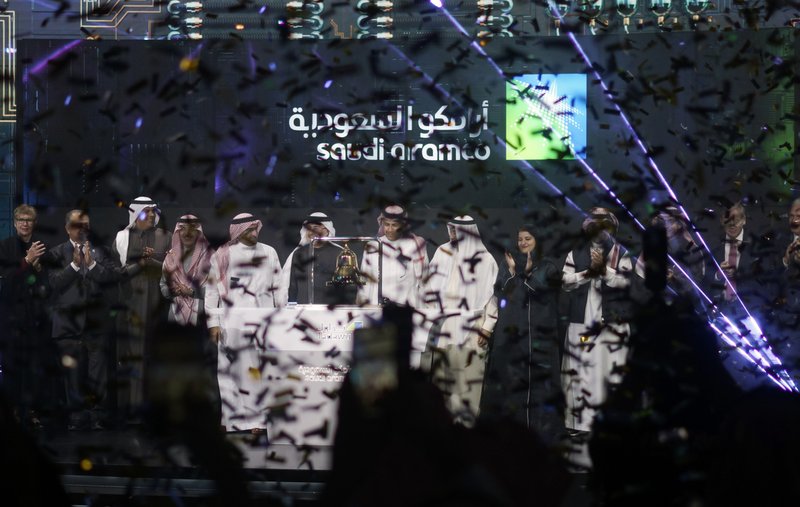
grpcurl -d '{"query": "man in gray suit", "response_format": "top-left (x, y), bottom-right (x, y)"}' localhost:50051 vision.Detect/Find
top-left (49, 210), bottom-right (119, 430)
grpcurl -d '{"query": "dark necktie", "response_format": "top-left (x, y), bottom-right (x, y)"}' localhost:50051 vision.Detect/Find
top-left (725, 240), bottom-right (738, 301)
top-left (76, 244), bottom-right (87, 295)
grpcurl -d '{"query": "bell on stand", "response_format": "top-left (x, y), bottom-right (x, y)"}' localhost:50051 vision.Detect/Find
top-left (328, 242), bottom-right (365, 287)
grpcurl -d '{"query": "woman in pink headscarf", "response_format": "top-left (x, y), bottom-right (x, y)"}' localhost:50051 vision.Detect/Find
top-left (160, 214), bottom-right (213, 326)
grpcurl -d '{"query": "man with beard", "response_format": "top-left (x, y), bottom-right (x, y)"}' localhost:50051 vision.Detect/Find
top-left (111, 196), bottom-right (170, 421)
top-left (357, 205), bottom-right (428, 307)
top-left (644, 206), bottom-right (706, 298)
top-left (205, 213), bottom-right (283, 432)
top-left (161, 214), bottom-right (213, 326)
top-left (49, 210), bottom-right (119, 430)
top-left (160, 214), bottom-right (219, 416)
top-left (287, 212), bottom-right (356, 305)
top-left (0, 204), bottom-right (50, 428)
top-left (561, 207), bottom-right (633, 434)
top-left (423, 216), bottom-right (498, 427)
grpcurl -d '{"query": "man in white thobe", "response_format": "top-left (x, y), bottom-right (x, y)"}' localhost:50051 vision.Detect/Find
top-left (562, 208), bottom-right (633, 433)
top-left (205, 213), bottom-right (284, 432)
top-left (424, 215), bottom-right (498, 427)
top-left (358, 204), bottom-right (428, 307)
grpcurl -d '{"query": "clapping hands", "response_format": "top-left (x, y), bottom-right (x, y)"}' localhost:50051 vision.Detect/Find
top-left (505, 251), bottom-right (533, 277)
top-left (171, 282), bottom-right (195, 298)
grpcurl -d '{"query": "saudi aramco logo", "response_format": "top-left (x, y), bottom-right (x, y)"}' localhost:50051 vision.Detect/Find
top-left (505, 74), bottom-right (587, 161)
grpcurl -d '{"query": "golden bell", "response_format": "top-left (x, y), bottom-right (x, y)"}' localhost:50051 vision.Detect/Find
top-left (331, 242), bottom-right (364, 286)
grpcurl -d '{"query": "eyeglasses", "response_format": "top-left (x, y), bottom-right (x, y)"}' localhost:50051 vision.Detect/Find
top-left (14, 218), bottom-right (35, 224)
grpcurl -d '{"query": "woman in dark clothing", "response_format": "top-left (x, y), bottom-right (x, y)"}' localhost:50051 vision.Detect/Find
top-left (481, 226), bottom-right (564, 443)
top-left (0, 205), bottom-right (52, 429)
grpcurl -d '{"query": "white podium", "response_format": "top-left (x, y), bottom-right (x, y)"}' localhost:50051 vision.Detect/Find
top-left (221, 304), bottom-right (487, 446)
top-left (222, 304), bottom-right (435, 446)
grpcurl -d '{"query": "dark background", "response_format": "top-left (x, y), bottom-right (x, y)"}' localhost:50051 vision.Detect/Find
top-left (16, 32), bottom-right (797, 263)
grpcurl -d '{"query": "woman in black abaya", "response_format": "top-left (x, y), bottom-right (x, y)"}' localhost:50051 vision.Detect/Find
top-left (481, 226), bottom-right (564, 443)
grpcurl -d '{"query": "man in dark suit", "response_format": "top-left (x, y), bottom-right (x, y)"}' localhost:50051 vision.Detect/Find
top-left (781, 198), bottom-right (800, 274)
top-left (48, 210), bottom-right (118, 430)
top-left (775, 198), bottom-right (800, 380)
top-left (710, 202), bottom-right (755, 309)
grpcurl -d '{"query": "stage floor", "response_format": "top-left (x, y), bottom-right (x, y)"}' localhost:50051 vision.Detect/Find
top-left (38, 429), bottom-right (594, 506)
top-left (41, 429), bottom-right (332, 504)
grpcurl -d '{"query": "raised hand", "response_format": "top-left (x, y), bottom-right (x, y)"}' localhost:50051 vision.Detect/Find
top-left (139, 246), bottom-right (155, 266)
top-left (504, 251), bottom-right (516, 276)
top-left (72, 244), bottom-right (83, 266)
top-left (25, 241), bottom-right (46, 265)
top-left (590, 247), bottom-right (605, 269)
top-left (209, 327), bottom-right (222, 344)
top-left (786, 239), bottom-right (800, 267)
top-left (720, 260), bottom-right (735, 278)
top-left (175, 283), bottom-right (194, 297)
top-left (476, 329), bottom-right (491, 349)
top-left (84, 242), bottom-right (93, 266)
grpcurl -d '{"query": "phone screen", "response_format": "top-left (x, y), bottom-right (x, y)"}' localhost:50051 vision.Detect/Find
top-left (350, 324), bottom-right (399, 412)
